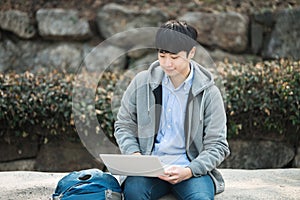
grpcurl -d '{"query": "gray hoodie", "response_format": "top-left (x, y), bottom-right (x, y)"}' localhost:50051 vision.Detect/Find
top-left (114, 60), bottom-right (230, 194)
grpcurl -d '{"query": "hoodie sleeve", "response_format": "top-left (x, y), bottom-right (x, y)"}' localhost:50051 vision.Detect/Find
top-left (114, 77), bottom-right (141, 155)
top-left (188, 85), bottom-right (230, 176)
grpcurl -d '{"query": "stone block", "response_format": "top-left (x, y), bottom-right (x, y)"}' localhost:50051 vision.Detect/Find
top-left (36, 9), bottom-right (92, 40)
top-left (96, 3), bottom-right (168, 39)
top-left (35, 140), bottom-right (104, 172)
top-left (0, 137), bottom-right (38, 162)
top-left (220, 140), bottom-right (295, 169)
top-left (0, 10), bottom-right (36, 39)
top-left (180, 11), bottom-right (249, 53)
top-left (263, 7), bottom-right (300, 59)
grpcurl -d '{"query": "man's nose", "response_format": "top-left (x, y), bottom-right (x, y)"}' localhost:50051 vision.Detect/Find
top-left (165, 57), bottom-right (173, 67)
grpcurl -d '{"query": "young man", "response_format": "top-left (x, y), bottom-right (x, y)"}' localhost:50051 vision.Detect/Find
top-left (114, 20), bottom-right (230, 200)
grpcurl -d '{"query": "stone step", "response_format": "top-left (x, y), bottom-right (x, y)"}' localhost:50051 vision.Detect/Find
top-left (0, 169), bottom-right (299, 200)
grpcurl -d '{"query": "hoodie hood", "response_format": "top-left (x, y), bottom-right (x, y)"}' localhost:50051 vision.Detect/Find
top-left (147, 59), bottom-right (215, 96)
top-left (144, 59), bottom-right (215, 114)
top-left (189, 60), bottom-right (215, 96)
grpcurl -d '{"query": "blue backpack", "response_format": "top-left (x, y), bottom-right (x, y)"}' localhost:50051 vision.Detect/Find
top-left (52, 168), bottom-right (122, 200)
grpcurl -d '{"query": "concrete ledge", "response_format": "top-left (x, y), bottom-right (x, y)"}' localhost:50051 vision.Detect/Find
top-left (0, 169), bottom-right (299, 199)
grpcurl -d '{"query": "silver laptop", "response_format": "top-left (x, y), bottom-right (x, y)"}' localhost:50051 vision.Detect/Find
top-left (100, 154), bottom-right (165, 177)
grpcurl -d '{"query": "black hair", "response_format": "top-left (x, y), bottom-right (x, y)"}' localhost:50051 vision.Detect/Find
top-left (155, 20), bottom-right (198, 54)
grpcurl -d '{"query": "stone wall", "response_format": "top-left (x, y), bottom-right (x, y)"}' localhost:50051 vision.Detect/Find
top-left (0, 4), bottom-right (300, 73)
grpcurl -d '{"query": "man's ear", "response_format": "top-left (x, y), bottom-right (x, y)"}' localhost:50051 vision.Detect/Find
top-left (188, 47), bottom-right (196, 59)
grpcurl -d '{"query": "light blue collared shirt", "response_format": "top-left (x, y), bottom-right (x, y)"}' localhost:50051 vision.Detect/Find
top-left (152, 64), bottom-right (194, 167)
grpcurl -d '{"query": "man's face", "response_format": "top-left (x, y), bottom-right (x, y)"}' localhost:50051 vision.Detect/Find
top-left (158, 50), bottom-right (191, 79)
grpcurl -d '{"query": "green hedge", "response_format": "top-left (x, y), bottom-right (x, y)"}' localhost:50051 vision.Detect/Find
top-left (0, 59), bottom-right (299, 144)
top-left (0, 72), bottom-right (74, 137)
top-left (220, 59), bottom-right (299, 142)
top-left (0, 71), bottom-right (119, 142)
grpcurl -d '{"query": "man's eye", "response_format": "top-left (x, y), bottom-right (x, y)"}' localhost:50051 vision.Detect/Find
top-left (171, 56), bottom-right (178, 59)
top-left (159, 54), bottom-right (165, 58)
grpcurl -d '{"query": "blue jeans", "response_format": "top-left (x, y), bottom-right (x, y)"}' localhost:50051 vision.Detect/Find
top-left (123, 175), bottom-right (215, 200)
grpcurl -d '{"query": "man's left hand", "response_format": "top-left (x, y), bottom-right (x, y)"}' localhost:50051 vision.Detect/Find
top-left (158, 166), bottom-right (193, 184)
